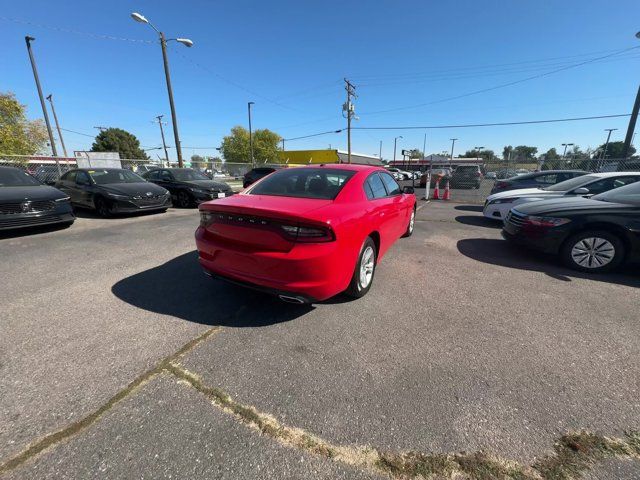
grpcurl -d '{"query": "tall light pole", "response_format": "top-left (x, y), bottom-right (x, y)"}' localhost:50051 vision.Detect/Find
top-left (154, 115), bottom-right (170, 166)
top-left (561, 143), bottom-right (574, 158)
top-left (449, 138), bottom-right (458, 168)
top-left (248, 101), bottom-right (255, 167)
top-left (131, 12), bottom-right (193, 168)
top-left (601, 128), bottom-right (617, 161)
top-left (379, 140), bottom-right (382, 160)
top-left (393, 136), bottom-right (403, 162)
top-left (46, 94), bottom-right (68, 158)
top-left (621, 31), bottom-right (640, 159)
top-left (24, 36), bottom-right (57, 159)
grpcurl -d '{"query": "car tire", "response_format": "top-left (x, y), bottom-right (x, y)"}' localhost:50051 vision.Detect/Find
top-left (177, 190), bottom-right (193, 208)
top-left (402, 208), bottom-right (415, 238)
top-left (345, 237), bottom-right (377, 299)
top-left (94, 197), bottom-right (111, 218)
top-left (560, 230), bottom-right (625, 273)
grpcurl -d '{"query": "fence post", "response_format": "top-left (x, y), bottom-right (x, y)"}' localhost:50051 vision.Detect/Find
top-left (55, 158), bottom-right (62, 177)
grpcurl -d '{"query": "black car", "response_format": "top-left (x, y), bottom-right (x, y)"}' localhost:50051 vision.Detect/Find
top-left (502, 181), bottom-right (640, 273)
top-left (0, 166), bottom-right (75, 231)
top-left (55, 168), bottom-right (171, 217)
top-left (490, 170), bottom-right (588, 194)
top-left (450, 165), bottom-right (483, 189)
top-left (243, 167), bottom-right (281, 188)
top-left (142, 168), bottom-right (233, 208)
top-left (33, 164), bottom-right (72, 185)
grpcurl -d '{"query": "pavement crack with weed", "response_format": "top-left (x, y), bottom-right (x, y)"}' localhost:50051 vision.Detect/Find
top-left (0, 327), bottom-right (221, 475)
top-left (166, 362), bottom-right (640, 480)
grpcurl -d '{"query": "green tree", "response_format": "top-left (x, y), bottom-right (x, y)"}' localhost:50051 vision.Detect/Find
top-left (512, 145), bottom-right (538, 162)
top-left (0, 92), bottom-right (49, 155)
top-left (593, 141), bottom-right (635, 159)
top-left (190, 154), bottom-right (205, 169)
top-left (220, 126), bottom-right (282, 164)
top-left (502, 145), bottom-right (513, 161)
top-left (91, 127), bottom-right (148, 159)
top-left (460, 149), bottom-right (495, 162)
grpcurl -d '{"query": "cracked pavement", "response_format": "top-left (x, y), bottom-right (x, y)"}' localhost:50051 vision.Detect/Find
top-left (1, 203), bottom-right (639, 479)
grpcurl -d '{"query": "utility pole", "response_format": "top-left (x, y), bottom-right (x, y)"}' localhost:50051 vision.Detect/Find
top-left (24, 36), bottom-right (58, 159)
top-left (561, 143), bottom-right (574, 168)
top-left (601, 128), bottom-right (617, 163)
top-left (46, 94), bottom-right (68, 158)
top-left (154, 115), bottom-right (170, 166)
top-left (449, 138), bottom-right (457, 169)
top-left (393, 136), bottom-right (403, 162)
top-left (343, 79), bottom-right (356, 163)
top-left (379, 140), bottom-right (382, 160)
top-left (281, 138), bottom-right (285, 151)
top-left (159, 32), bottom-right (184, 167)
top-left (622, 84), bottom-right (640, 160)
top-left (248, 102), bottom-right (255, 167)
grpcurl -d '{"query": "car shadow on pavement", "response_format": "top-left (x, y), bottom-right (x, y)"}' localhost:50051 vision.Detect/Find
top-left (455, 215), bottom-right (502, 229)
top-left (111, 251), bottom-right (313, 327)
top-left (0, 221), bottom-right (73, 240)
top-left (454, 205), bottom-right (484, 212)
top-left (73, 208), bottom-right (169, 220)
top-left (457, 238), bottom-right (640, 288)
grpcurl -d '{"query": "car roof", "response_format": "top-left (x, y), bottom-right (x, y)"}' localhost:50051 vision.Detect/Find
top-left (0, 166), bottom-right (22, 171)
top-left (584, 171), bottom-right (640, 178)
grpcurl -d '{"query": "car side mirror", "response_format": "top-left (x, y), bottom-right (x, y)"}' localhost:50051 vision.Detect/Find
top-left (573, 187), bottom-right (589, 195)
top-left (402, 186), bottom-right (415, 194)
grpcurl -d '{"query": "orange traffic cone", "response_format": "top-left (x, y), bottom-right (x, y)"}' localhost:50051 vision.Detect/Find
top-left (432, 180), bottom-right (440, 200)
top-left (442, 180), bottom-right (451, 201)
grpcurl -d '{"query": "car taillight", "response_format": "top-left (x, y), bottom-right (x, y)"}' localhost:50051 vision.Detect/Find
top-left (523, 216), bottom-right (571, 228)
top-left (280, 224), bottom-right (335, 243)
top-left (200, 211), bottom-right (216, 227)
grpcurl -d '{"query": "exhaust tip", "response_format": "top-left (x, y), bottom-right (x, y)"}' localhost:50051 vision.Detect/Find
top-left (278, 295), bottom-right (306, 305)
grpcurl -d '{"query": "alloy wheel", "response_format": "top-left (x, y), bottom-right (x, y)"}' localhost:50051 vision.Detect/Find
top-left (359, 246), bottom-right (375, 290)
top-left (570, 237), bottom-right (615, 269)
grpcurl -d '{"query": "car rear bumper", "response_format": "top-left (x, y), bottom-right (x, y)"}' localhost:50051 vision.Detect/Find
top-left (195, 226), bottom-right (349, 301)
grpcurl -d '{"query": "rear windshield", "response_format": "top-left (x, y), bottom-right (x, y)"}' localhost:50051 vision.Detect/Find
top-left (0, 168), bottom-right (41, 187)
top-left (593, 181), bottom-right (640, 205)
top-left (543, 174), bottom-right (598, 191)
top-left (455, 166), bottom-right (479, 172)
top-left (249, 168), bottom-right (356, 200)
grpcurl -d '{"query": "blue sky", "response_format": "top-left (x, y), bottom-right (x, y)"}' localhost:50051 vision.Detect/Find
top-left (1, 0), bottom-right (639, 161)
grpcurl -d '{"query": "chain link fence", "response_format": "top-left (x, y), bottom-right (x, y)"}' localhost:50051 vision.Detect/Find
top-left (2, 154), bottom-right (639, 201)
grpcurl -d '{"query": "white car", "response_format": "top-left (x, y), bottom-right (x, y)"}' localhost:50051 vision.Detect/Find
top-left (483, 172), bottom-right (640, 220)
top-left (386, 167), bottom-right (411, 180)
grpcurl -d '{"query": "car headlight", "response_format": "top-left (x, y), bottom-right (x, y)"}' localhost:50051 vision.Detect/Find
top-left (54, 196), bottom-right (71, 202)
top-left (524, 216), bottom-right (571, 227)
top-left (106, 193), bottom-right (130, 200)
top-left (491, 197), bottom-right (521, 205)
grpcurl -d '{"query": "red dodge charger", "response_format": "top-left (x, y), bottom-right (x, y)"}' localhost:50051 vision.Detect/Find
top-left (195, 164), bottom-right (416, 303)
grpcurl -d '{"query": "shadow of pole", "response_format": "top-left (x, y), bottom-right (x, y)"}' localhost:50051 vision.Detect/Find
top-left (111, 251), bottom-right (313, 327)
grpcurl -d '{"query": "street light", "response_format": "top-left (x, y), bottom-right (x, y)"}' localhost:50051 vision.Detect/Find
top-left (393, 136), bottom-right (403, 162)
top-left (561, 143), bottom-right (574, 158)
top-left (621, 31), bottom-right (640, 159)
top-left (248, 102), bottom-right (255, 167)
top-left (131, 12), bottom-right (193, 167)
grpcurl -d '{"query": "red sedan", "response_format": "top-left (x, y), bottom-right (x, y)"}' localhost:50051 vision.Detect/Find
top-left (195, 164), bottom-right (416, 303)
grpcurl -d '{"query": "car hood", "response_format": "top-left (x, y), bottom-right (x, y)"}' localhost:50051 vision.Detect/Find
top-left (181, 180), bottom-right (231, 190)
top-left (513, 197), bottom-right (629, 215)
top-left (98, 182), bottom-right (167, 196)
top-left (0, 185), bottom-right (68, 202)
top-left (487, 187), bottom-right (559, 201)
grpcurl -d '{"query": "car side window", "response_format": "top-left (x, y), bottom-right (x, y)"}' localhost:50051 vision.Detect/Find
top-left (365, 173), bottom-right (387, 200)
top-left (63, 171), bottom-right (76, 183)
top-left (160, 170), bottom-right (173, 181)
top-left (612, 176), bottom-right (640, 189)
top-left (147, 170), bottom-right (159, 180)
top-left (76, 171), bottom-right (90, 185)
top-left (379, 172), bottom-right (401, 195)
top-left (535, 174), bottom-right (556, 185)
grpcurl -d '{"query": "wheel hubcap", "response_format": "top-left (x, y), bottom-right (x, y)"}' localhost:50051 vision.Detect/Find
top-left (571, 237), bottom-right (615, 268)
top-left (359, 246), bottom-right (375, 290)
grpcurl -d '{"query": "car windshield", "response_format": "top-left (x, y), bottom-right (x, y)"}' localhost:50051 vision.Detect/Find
top-left (0, 169), bottom-right (42, 187)
top-left (172, 169), bottom-right (210, 181)
top-left (88, 169), bottom-right (145, 184)
top-left (593, 181), bottom-right (640, 205)
top-left (249, 168), bottom-right (356, 200)
top-left (542, 174), bottom-right (599, 191)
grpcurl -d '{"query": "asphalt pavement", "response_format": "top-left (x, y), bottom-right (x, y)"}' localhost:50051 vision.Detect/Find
top-left (1, 202), bottom-right (638, 479)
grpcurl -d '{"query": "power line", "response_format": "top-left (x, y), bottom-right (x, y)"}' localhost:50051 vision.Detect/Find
top-left (0, 16), bottom-right (154, 43)
top-left (60, 127), bottom-right (95, 138)
top-left (284, 130), bottom-right (343, 141)
top-left (351, 113), bottom-right (631, 130)
top-left (362, 46), bottom-right (640, 116)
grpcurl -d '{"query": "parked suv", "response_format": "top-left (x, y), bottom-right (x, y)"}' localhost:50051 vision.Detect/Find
top-left (450, 165), bottom-right (483, 189)
top-left (243, 167), bottom-right (281, 188)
